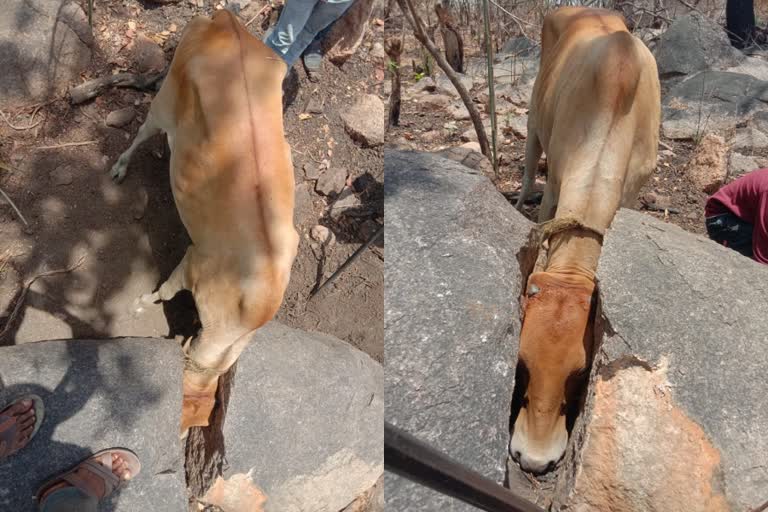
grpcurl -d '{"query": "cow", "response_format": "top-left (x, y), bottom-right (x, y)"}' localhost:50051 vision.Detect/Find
top-left (109, 10), bottom-right (299, 435)
top-left (510, 7), bottom-right (660, 473)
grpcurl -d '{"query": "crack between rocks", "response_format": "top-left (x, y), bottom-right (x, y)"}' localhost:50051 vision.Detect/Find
top-left (184, 362), bottom-right (237, 502)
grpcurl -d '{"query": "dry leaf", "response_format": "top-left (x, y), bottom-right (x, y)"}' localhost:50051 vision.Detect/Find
top-left (161, 30), bottom-right (170, 36)
top-left (169, 23), bottom-right (178, 33)
top-left (128, 21), bottom-right (137, 30)
top-left (298, 113), bottom-right (312, 120)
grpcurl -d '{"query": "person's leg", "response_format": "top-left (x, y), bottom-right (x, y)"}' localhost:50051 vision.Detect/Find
top-left (705, 212), bottom-right (755, 258)
top-left (280, 0), bottom-right (355, 67)
top-left (265, 0), bottom-right (321, 65)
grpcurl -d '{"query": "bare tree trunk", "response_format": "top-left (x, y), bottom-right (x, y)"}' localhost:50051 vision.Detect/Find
top-left (396, 0), bottom-right (491, 159)
top-left (386, 37), bottom-right (403, 129)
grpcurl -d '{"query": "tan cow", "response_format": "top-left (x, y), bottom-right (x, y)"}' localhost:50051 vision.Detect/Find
top-left (510, 7), bottom-right (660, 473)
top-left (110, 10), bottom-right (298, 435)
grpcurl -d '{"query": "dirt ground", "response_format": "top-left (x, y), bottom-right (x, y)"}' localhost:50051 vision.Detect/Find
top-left (0, 0), bottom-right (384, 363)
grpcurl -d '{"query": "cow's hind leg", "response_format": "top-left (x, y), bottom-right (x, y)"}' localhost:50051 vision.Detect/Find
top-left (515, 131), bottom-right (543, 211)
top-left (110, 113), bottom-right (163, 183)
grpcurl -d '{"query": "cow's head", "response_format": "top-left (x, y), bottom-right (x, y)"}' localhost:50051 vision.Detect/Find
top-left (509, 271), bottom-right (596, 473)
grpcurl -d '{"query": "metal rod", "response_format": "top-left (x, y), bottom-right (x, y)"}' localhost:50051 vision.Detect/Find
top-left (482, 0), bottom-right (499, 176)
top-left (309, 225), bottom-right (383, 299)
top-left (385, 422), bottom-right (545, 512)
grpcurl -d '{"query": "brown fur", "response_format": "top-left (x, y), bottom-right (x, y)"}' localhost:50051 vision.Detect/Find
top-left (510, 7), bottom-right (660, 473)
top-left (110, 11), bottom-right (298, 433)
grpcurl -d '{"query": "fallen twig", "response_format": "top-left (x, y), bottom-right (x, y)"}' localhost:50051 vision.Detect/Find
top-left (751, 499), bottom-right (768, 512)
top-left (0, 161), bottom-right (19, 173)
top-left (0, 109), bottom-right (42, 131)
top-left (309, 225), bottom-right (383, 300)
top-left (34, 140), bottom-right (97, 150)
top-left (0, 255), bottom-right (86, 341)
top-left (0, 187), bottom-right (29, 227)
top-left (245, 4), bottom-right (271, 27)
top-left (69, 71), bottom-right (165, 105)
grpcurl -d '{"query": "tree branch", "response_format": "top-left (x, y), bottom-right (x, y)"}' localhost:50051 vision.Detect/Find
top-left (396, 0), bottom-right (491, 159)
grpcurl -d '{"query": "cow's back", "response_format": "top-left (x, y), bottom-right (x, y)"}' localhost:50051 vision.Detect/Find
top-left (530, 7), bottom-right (660, 233)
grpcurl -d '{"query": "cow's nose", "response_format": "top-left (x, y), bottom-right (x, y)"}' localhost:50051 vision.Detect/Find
top-left (518, 453), bottom-right (557, 474)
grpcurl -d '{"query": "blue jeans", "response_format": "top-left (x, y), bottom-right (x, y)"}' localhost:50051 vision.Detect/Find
top-left (39, 487), bottom-right (98, 512)
top-left (265, 0), bottom-right (355, 68)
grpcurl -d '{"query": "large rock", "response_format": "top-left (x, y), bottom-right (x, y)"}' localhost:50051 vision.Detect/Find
top-left (555, 209), bottom-right (768, 511)
top-left (384, 150), bottom-right (533, 510)
top-left (194, 322), bottom-right (383, 512)
top-left (0, 0), bottom-right (93, 106)
top-left (341, 94), bottom-right (385, 147)
top-left (662, 71), bottom-right (768, 139)
top-left (654, 13), bottom-right (743, 79)
top-left (322, 0), bottom-right (374, 65)
top-left (0, 338), bottom-right (187, 511)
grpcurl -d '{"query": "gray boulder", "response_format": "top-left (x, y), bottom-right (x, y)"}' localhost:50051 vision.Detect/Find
top-left (0, 0), bottom-right (93, 106)
top-left (555, 209), bottom-right (768, 511)
top-left (499, 36), bottom-right (537, 57)
top-left (435, 73), bottom-right (474, 97)
top-left (0, 338), bottom-right (187, 512)
top-left (654, 13), bottom-right (743, 79)
top-left (662, 71), bottom-right (768, 139)
top-left (384, 150), bottom-right (533, 510)
top-left (192, 322), bottom-right (383, 512)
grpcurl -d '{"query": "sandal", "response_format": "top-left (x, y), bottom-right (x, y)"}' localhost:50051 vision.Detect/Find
top-left (0, 394), bottom-right (44, 460)
top-left (35, 448), bottom-right (142, 504)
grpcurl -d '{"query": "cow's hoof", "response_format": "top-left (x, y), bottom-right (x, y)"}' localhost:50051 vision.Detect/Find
top-left (109, 160), bottom-right (128, 183)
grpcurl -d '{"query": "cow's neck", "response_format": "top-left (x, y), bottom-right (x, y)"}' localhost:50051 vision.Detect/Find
top-left (544, 228), bottom-right (603, 281)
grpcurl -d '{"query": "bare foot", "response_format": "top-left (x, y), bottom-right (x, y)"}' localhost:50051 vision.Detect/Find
top-left (40, 452), bottom-right (133, 503)
top-left (0, 400), bottom-right (36, 458)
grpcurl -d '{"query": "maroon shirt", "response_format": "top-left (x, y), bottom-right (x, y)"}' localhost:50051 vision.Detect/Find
top-left (705, 168), bottom-right (768, 264)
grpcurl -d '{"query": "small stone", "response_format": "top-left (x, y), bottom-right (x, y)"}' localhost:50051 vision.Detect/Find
top-left (410, 77), bottom-right (436, 94)
top-left (133, 34), bottom-right (166, 73)
top-left (460, 141), bottom-right (481, 152)
top-left (640, 192), bottom-right (673, 209)
top-left (106, 108), bottom-right (135, 128)
top-left (418, 94), bottom-right (452, 109)
top-left (50, 165), bottom-right (74, 186)
top-left (370, 42), bottom-right (386, 60)
top-left (727, 152), bottom-right (760, 181)
top-left (448, 102), bottom-right (470, 121)
top-left (420, 130), bottom-right (442, 143)
top-left (435, 73), bottom-right (474, 98)
top-left (310, 225), bottom-right (334, 245)
top-left (304, 162), bottom-right (320, 180)
top-left (507, 116), bottom-right (528, 139)
top-left (731, 127), bottom-right (768, 151)
top-left (315, 167), bottom-right (348, 196)
top-left (331, 187), bottom-right (362, 219)
top-left (169, 23), bottom-right (178, 33)
top-left (306, 97), bottom-right (323, 114)
top-left (341, 95), bottom-right (384, 147)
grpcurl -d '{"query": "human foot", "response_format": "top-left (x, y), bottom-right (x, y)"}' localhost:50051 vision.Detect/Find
top-left (0, 395), bottom-right (44, 459)
top-left (37, 449), bottom-right (141, 504)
